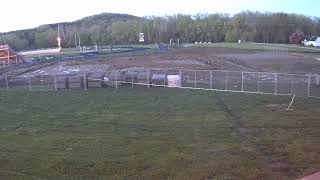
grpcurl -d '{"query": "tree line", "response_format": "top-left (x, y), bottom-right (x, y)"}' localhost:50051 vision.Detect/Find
top-left (1, 12), bottom-right (320, 51)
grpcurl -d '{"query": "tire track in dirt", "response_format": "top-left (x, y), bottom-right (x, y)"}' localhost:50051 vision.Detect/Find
top-left (1, 61), bottom-right (58, 77)
top-left (213, 93), bottom-right (291, 180)
top-left (212, 56), bottom-right (257, 71)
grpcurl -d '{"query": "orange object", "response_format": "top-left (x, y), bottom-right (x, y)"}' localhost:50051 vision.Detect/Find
top-left (0, 45), bottom-right (19, 67)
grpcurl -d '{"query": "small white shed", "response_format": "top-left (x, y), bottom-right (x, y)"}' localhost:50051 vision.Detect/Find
top-left (315, 37), bottom-right (320, 47)
top-left (303, 36), bottom-right (320, 47)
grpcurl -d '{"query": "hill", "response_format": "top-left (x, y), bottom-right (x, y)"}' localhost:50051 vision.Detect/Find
top-left (0, 13), bottom-right (140, 50)
top-left (1, 11), bottom-right (320, 51)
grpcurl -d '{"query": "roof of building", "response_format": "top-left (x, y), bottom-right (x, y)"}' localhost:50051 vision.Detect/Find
top-left (305, 35), bottom-right (319, 41)
top-left (298, 171), bottom-right (320, 180)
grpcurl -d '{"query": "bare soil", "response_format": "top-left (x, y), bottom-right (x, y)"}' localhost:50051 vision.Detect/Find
top-left (18, 48), bottom-right (320, 77)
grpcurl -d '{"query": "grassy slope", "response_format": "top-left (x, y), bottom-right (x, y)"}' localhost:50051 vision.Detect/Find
top-left (60, 44), bottom-right (158, 55)
top-left (28, 43), bottom-right (320, 60)
top-left (186, 43), bottom-right (320, 53)
top-left (0, 89), bottom-right (319, 179)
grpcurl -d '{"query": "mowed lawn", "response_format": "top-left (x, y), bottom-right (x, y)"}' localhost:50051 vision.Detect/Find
top-left (0, 89), bottom-right (320, 179)
top-left (187, 42), bottom-right (320, 53)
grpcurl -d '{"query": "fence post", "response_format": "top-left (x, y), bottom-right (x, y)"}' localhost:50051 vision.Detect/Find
top-left (66, 76), bottom-right (69, 90)
top-left (274, 73), bottom-right (278, 95)
top-left (28, 76), bottom-right (32, 91)
top-left (115, 71), bottom-right (118, 89)
top-left (164, 70), bottom-right (166, 87)
top-left (131, 68), bottom-right (134, 88)
top-left (54, 75), bottom-right (57, 91)
top-left (209, 71), bottom-right (212, 89)
top-left (241, 72), bottom-right (244, 92)
top-left (257, 72), bottom-right (260, 93)
top-left (5, 74), bottom-right (9, 90)
top-left (100, 75), bottom-right (103, 88)
top-left (308, 74), bottom-right (311, 97)
top-left (194, 71), bottom-right (197, 88)
top-left (291, 74), bottom-right (294, 95)
top-left (147, 69), bottom-right (150, 88)
top-left (226, 71), bottom-right (229, 90)
top-left (180, 69), bottom-right (182, 87)
top-left (83, 74), bottom-right (87, 91)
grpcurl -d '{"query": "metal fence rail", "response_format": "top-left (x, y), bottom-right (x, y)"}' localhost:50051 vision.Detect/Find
top-left (1, 69), bottom-right (320, 99)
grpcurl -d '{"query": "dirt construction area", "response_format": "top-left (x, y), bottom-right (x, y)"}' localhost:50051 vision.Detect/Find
top-left (4, 47), bottom-right (320, 78)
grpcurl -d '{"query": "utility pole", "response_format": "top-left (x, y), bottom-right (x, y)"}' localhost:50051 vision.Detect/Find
top-left (99, 24), bottom-right (102, 48)
top-left (57, 24), bottom-right (61, 48)
top-left (75, 34), bottom-right (77, 48)
top-left (78, 33), bottom-right (81, 47)
top-left (3, 33), bottom-right (7, 44)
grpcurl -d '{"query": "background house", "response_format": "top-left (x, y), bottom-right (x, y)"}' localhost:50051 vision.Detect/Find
top-left (303, 35), bottom-right (320, 47)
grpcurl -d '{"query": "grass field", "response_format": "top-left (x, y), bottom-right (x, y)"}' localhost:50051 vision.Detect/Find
top-left (24, 43), bottom-right (320, 63)
top-left (187, 43), bottom-right (320, 53)
top-left (0, 89), bottom-right (320, 179)
top-left (60, 44), bottom-right (158, 56)
top-left (59, 42), bottom-right (320, 57)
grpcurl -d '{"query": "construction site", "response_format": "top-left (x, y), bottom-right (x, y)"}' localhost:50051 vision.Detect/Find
top-left (1, 45), bottom-right (320, 99)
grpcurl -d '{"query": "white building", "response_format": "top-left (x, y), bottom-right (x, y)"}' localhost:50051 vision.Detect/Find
top-left (303, 35), bottom-right (320, 47)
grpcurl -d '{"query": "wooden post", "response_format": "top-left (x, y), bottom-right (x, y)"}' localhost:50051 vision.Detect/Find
top-left (180, 69), bottom-right (182, 87)
top-left (7, 48), bottom-right (10, 65)
top-left (28, 76), bottom-right (32, 91)
top-left (291, 74), bottom-right (294, 95)
top-left (257, 72), bottom-right (260, 93)
top-left (65, 76), bottom-right (69, 90)
top-left (209, 71), bottom-right (212, 89)
top-left (241, 72), bottom-right (244, 92)
top-left (147, 69), bottom-right (150, 88)
top-left (164, 70), bottom-right (166, 87)
top-left (194, 71), bottom-right (197, 88)
top-left (115, 71), bottom-right (118, 89)
top-left (226, 71), bottom-right (229, 90)
top-left (308, 74), bottom-right (311, 97)
top-left (131, 69), bottom-right (134, 88)
top-left (5, 74), bottom-right (9, 89)
top-left (83, 74), bottom-right (87, 91)
top-left (274, 73), bottom-right (278, 95)
top-left (100, 75), bottom-right (103, 88)
top-left (54, 75), bottom-right (57, 91)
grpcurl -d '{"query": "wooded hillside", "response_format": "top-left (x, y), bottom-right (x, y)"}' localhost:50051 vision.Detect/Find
top-left (1, 12), bottom-right (319, 50)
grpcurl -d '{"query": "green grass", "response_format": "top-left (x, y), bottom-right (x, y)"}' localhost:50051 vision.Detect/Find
top-left (60, 44), bottom-right (158, 56)
top-left (0, 89), bottom-right (320, 179)
top-left (22, 44), bottom-right (159, 61)
top-left (186, 43), bottom-right (320, 53)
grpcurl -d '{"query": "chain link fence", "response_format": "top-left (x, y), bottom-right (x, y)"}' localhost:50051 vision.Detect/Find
top-left (1, 69), bottom-right (320, 98)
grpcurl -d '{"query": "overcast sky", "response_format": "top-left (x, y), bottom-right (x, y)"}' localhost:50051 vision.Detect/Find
top-left (1, 0), bottom-right (320, 33)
